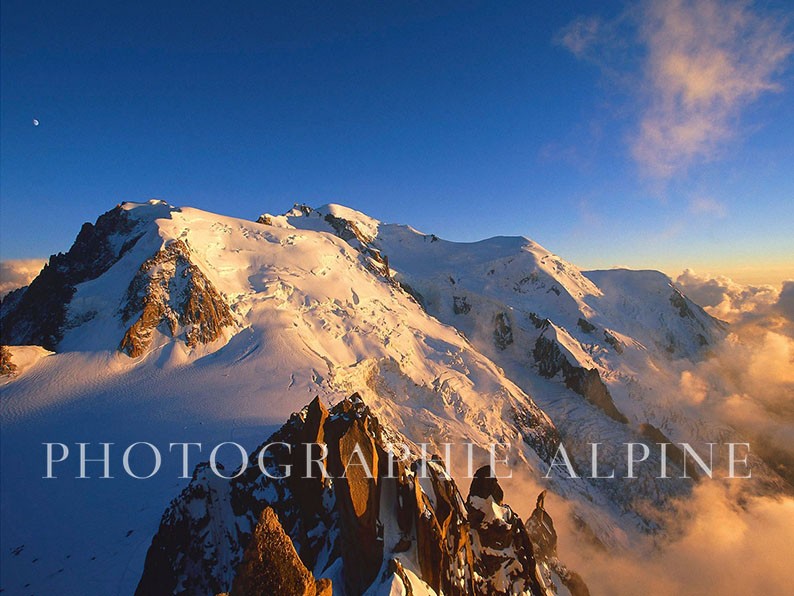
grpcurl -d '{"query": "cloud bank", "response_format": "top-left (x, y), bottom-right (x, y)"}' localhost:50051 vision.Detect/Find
top-left (534, 269), bottom-right (794, 594)
top-left (0, 259), bottom-right (46, 299)
top-left (560, 484), bottom-right (794, 596)
top-left (559, 0), bottom-right (793, 177)
top-left (674, 270), bottom-right (794, 485)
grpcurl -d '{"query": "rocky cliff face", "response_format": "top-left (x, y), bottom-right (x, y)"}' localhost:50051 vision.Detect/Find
top-left (532, 334), bottom-right (628, 424)
top-left (467, 467), bottom-right (547, 595)
top-left (0, 205), bottom-right (144, 349)
top-left (137, 395), bottom-right (582, 595)
top-left (0, 202), bottom-right (235, 358)
top-left (119, 239), bottom-right (234, 357)
top-left (526, 492), bottom-right (590, 596)
top-left (228, 507), bottom-right (332, 596)
top-left (0, 345), bottom-right (16, 376)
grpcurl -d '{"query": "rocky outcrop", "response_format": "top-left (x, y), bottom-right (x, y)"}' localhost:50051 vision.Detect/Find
top-left (0, 345), bottom-right (16, 376)
top-left (0, 205), bottom-right (146, 349)
top-left (267, 205), bottom-right (394, 281)
top-left (467, 467), bottom-right (546, 595)
top-left (410, 457), bottom-right (476, 595)
top-left (603, 330), bottom-right (624, 354)
top-left (533, 335), bottom-right (628, 424)
top-left (326, 414), bottom-right (383, 594)
top-left (137, 395), bottom-right (569, 595)
top-left (119, 239), bottom-right (234, 357)
top-left (230, 507), bottom-right (331, 596)
top-left (526, 492), bottom-right (590, 596)
top-left (322, 213), bottom-right (373, 246)
top-left (661, 288), bottom-right (722, 356)
top-left (453, 295), bottom-right (471, 314)
top-left (576, 318), bottom-right (595, 333)
top-left (317, 209), bottom-right (392, 279)
top-left (494, 312), bottom-right (514, 349)
top-left (528, 312), bottom-right (550, 330)
top-left (669, 289), bottom-right (696, 320)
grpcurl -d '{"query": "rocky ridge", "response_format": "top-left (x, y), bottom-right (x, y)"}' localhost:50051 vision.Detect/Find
top-left (119, 238), bottom-right (234, 357)
top-left (0, 204), bottom-right (145, 349)
top-left (137, 395), bottom-right (582, 595)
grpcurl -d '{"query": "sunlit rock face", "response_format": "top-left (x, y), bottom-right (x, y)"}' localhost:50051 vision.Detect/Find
top-left (0, 345), bottom-right (16, 376)
top-left (136, 395), bottom-right (581, 595)
top-left (229, 507), bottom-right (331, 596)
top-left (119, 238), bottom-right (234, 357)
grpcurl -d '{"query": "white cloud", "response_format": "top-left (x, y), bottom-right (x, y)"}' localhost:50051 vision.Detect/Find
top-left (496, 267), bottom-right (794, 595)
top-left (688, 196), bottom-right (727, 217)
top-left (562, 484), bottom-right (794, 596)
top-left (551, 269), bottom-right (794, 593)
top-left (0, 259), bottom-right (46, 299)
top-left (559, 0), bottom-right (793, 177)
top-left (558, 15), bottom-right (606, 59)
top-left (776, 281), bottom-right (794, 321)
top-left (674, 268), bottom-right (781, 323)
top-left (633, 0), bottom-right (793, 176)
top-left (673, 270), bottom-right (794, 483)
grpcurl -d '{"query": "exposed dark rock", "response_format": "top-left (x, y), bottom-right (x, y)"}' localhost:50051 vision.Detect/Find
top-left (468, 465), bottom-right (504, 504)
top-left (510, 405), bottom-right (562, 464)
top-left (0, 286), bottom-right (27, 321)
top-left (525, 491), bottom-right (556, 559)
top-left (513, 272), bottom-right (541, 293)
top-left (255, 214), bottom-right (272, 226)
top-left (410, 457), bottom-right (475, 595)
top-left (493, 312), bottom-right (513, 350)
top-left (526, 491), bottom-right (591, 596)
top-left (327, 415), bottom-right (383, 594)
top-left (533, 335), bottom-right (628, 424)
top-left (577, 318), bottom-right (596, 333)
top-left (528, 312), bottom-right (550, 330)
top-left (467, 466), bottom-right (546, 595)
top-left (398, 281), bottom-right (425, 309)
top-left (603, 330), bottom-right (624, 354)
top-left (119, 239), bottom-right (234, 357)
top-left (389, 558), bottom-right (415, 595)
top-left (323, 213), bottom-right (373, 246)
top-left (453, 296), bottom-right (471, 315)
top-left (670, 289), bottom-right (696, 319)
top-left (301, 210), bottom-right (392, 281)
top-left (638, 423), bottom-right (696, 480)
top-left (0, 205), bottom-right (146, 349)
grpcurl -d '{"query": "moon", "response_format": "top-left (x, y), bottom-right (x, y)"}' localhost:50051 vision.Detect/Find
top-left (33, 119), bottom-right (39, 126)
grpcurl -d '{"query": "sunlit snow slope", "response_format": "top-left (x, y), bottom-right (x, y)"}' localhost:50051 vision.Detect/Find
top-left (1, 201), bottom-right (788, 595)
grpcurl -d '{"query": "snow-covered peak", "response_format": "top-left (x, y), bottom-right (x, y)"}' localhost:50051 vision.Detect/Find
top-left (316, 203), bottom-right (381, 234)
top-left (119, 199), bottom-right (178, 220)
top-left (2, 199), bottom-right (778, 596)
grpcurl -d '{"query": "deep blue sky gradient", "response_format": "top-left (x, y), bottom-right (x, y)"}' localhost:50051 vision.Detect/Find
top-left (2, 0), bottom-right (792, 282)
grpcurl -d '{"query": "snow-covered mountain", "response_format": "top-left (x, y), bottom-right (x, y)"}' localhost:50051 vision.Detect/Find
top-left (1, 201), bottom-right (789, 595)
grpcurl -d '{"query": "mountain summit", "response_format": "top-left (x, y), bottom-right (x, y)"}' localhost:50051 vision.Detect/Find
top-left (1, 201), bottom-right (786, 595)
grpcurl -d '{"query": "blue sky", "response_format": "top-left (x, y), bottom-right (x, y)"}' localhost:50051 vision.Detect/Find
top-left (2, 0), bottom-right (793, 283)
